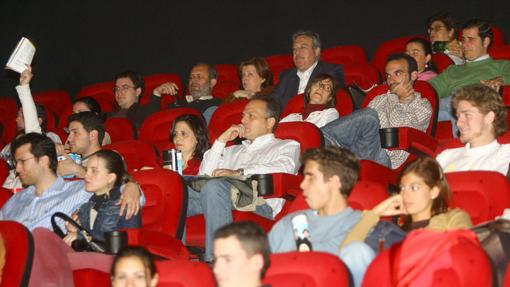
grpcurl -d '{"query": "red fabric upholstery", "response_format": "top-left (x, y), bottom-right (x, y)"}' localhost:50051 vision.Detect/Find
top-left (371, 35), bottom-right (425, 74)
top-left (0, 221), bottom-right (34, 287)
top-left (34, 89), bottom-right (73, 128)
top-left (77, 92), bottom-right (116, 113)
top-left (446, 171), bottom-right (510, 225)
top-left (343, 62), bottom-right (381, 90)
top-left (431, 53), bottom-right (454, 73)
top-left (435, 131), bottom-right (510, 155)
top-left (213, 64), bottom-right (241, 99)
top-left (504, 263), bottom-right (510, 287)
top-left (322, 45), bottom-right (368, 64)
top-left (265, 54), bottom-right (294, 85)
top-left (73, 269), bottom-right (110, 287)
top-left (142, 73), bottom-right (183, 109)
top-left (359, 159), bottom-right (397, 187)
top-left (490, 45), bottom-right (510, 61)
top-left (280, 90), bottom-right (353, 119)
top-left (132, 169), bottom-right (187, 239)
top-left (274, 122), bottom-right (323, 154)
top-left (263, 252), bottom-right (351, 287)
top-left (125, 229), bottom-right (189, 260)
top-left (0, 98), bottom-right (18, 143)
top-left (105, 117), bottom-right (135, 143)
top-left (208, 99), bottom-right (249, 142)
top-left (156, 260), bottom-right (215, 287)
top-left (138, 107), bottom-right (202, 153)
top-left (103, 140), bottom-right (158, 171)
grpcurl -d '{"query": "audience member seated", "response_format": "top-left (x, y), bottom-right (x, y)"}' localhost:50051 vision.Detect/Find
top-left (111, 246), bottom-right (159, 287)
top-left (0, 133), bottom-right (141, 230)
top-left (169, 114), bottom-right (209, 175)
top-left (223, 57), bottom-right (274, 103)
top-left (72, 97), bottom-right (111, 145)
top-left (280, 73), bottom-right (339, 128)
top-left (345, 157), bottom-right (472, 245)
top-left (63, 150), bottom-right (141, 246)
top-left (108, 70), bottom-right (160, 130)
top-left (268, 147), bottom-right (374, 287)
top-left (436, 85), bottom-right (510, 176)
top-left (321, 54), bottom-right (432, 168)
top-left (405, 38), bottom-right (437, 81)
top-left (187, 96), bottom-right (301, 262)
top-left (271, 30), bottom-right (344, 109)
top-left (429, 19), bottom-right (510, 132)
top-left (213, 221), bottom-right (269, 287)
top-left (427, 13), bottom-right (464, 65)
top-left (155, 63), bottom-right (221, 124)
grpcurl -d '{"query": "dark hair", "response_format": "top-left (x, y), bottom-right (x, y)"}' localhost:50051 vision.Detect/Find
top-left (89, 149), bottom-right (130, 198)
top-left (302, 146), bottom-right (359, 197)
top-left (427, 13), bottom-right (458, 38)
top-left (73, 97), bottom-right (103, 117)
top-left (462, 19), bottom-right (493, 48)
top-left (399, 157), bottom-right (450, 222)
top-left (250, 95), bottom-right (280, 131)
top-left (292, 30), bottom-right (322, 49)
top-left (34, 103), bottom-right (48, 131)
top-left (111, 246), bottom-right (157, 278)
top-left (304, 73), bottom-right (337, 108)
top-left (171, 114), bottom-right (209, 160)
top-left (387, 53), bottom-right (418, 75)
top-left (11, 132), bottom-right (58, 174)
top-left (193, 62), bottom-right (218, 80)
top-left (452, 84), bottom-right (507, 137)
top-left (239, 57), bottom-right (274, 89)
top-left (67, 112), bottom-right (106, 146)
top-left (214, 221), bottom-right (270, 279)
top-left (406, 38), bottom-right (436, 72)
top-left (114, 70), bottom-right (145, 99)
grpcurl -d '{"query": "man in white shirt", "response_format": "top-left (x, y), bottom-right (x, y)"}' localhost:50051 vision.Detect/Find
top-left (187, 96), bottom-right (301, 262)
top-left (436, 84), bottom-right (510, 176)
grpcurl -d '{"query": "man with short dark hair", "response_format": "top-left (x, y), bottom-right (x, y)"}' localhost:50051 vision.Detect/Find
top-left (187, 96), bottom-right (301, 262)
top-left (213, 221), bottom-right (270, 287)
top-left (429, 19), bottom-right (510, 130)
top-left (155, 62), bottom-right (221, 124)
top-left (0, 133), bottom-right (142, 229)
top-left (108, 70), bottom-right (161, 129)
top-left (271, 30), bottom-right (344, 109)
top-left (269, 146), bottom-right (374, 287)
top-left (321, 54), bottom-right (432, 168)
top-left (436, 85), bottom-right (510, 176)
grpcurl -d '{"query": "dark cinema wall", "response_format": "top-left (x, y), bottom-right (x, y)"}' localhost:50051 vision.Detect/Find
top-left (0, 0), bottom-right (509, 98)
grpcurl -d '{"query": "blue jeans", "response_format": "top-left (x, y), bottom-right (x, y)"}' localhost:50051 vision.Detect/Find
top-left (438, 96), bottom-right (458, 137)
top-left (321, 108), bottom-right (391, 168)
top-left (186, 178), bottom-right (273, 262)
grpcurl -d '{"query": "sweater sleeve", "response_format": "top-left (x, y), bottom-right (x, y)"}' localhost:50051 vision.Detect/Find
top-left (340, 210), bottom-right (379, 249)
top-left (16, 84), bottom-right (42, 134)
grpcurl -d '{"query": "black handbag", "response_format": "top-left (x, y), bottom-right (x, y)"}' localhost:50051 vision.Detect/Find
top-left (364, 220), bottom-right (407, 253)
top-left (51, 212), bottom-right (106, 253)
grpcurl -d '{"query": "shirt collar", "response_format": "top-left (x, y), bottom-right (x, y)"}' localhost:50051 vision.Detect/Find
top-left (241, 133), bottom-right (275, 148)
top-left (465, 139), bottom-right (499, 152)
top-left (296, 61), bottom-right (318, 78)
top-left (185, 95), bottom-right (213, 103)
top-left (466, 54), bottom-right (491, 63)
top-left (27, 176), bottom-right (66, 198)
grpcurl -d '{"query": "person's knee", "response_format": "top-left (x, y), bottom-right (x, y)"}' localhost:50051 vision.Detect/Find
top-left (201, 179), bottom-right (230, 201)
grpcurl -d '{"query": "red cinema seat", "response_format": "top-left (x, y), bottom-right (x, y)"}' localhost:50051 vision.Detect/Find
top-left (263, 252), bottom-right (351, 287)
top-left (208, 99), bottom-right (249, 143)
top-left (280, 90), bottom-right (353, 119)
top-left (446, 171), bottom-right (510, 225)
top-left (0, 98), bottom-right (18, 143)
top-left (343, 62), bottom-right (381, 90)
top-left (322, 45), bottom-right (368, 65)
top-left (213, 64), bottom-right (241, 99)
top-left (77, 82), bottom-right (116, 113)
top-left (490, 45), bottom-right (510, 61)
top-left (105, 117), bottom-right (135, 143)
top-left (431, 53), bottom-right (455, 73)
top-left (103, 140), bottom-right (158, 171)
top-left (138, 107), bottom-right (202, 154)
top-left (156, 260), bottom-right (215, 287)
top-left (143, 73), bottom-right (183, 109)
top-left (33, 89), bottom-right (72, 128)
top-left (0, 221), bottom-right (34, 287)
top-left (371, 35), bottom-right (426, 74)
top-left (265, 54), bottom-right (294, 85)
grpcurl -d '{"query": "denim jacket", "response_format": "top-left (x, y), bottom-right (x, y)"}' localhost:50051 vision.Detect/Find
top-left (77, 187), bottom-right (141, 242)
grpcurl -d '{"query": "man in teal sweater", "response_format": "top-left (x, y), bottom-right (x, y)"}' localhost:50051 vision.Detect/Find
top-left (429, 19), bottom-right (510, 134)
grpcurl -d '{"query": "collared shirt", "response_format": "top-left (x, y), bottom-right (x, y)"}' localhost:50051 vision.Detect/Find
top-left (0, 176), bottom-right (91, 230)
top-left (297, 61), bottom-right (318, 94)
top-left (466, 54), bottom-right (491, 63)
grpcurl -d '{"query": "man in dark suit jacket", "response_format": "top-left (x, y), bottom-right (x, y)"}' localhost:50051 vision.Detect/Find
top-left (271, 30), bottom-right (344, 109)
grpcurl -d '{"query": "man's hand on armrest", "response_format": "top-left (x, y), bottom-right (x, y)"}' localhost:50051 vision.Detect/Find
top-left (118, 182), bottom-right (142, 219)
top-left (153, 82), bottom-right (179, 97)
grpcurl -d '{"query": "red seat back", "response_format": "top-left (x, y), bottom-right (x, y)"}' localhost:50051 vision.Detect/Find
top-left (322, 45), bottom-right (368, 65)
top-left (213, 64), bottom-right (241, 99)
top-left (33, 90), bottom-right (73, 128)
top-left (103, 140), bottom-right (158, 171)
top-left (265, 54), bottom-right (294, 85)
top-left (156, 260), bottom-right (215, 287)
top-left (446, 171), bottom-right (510, 225)
top-left (264, 252), bottom-right (351, 287)
top-left (105, 117), bottom-right (135, 143)
top-left (133, 169), bottom-right (187, 240)
top-left (431, 53), bottom-right (455, 73)
top-left (142, 73), bottom-right (183, 109)
top-left (77, 92), bottom-right (116, 113)
top-left (343, 62), bottom-right (381, 90)
top-left (348, 180), bottom-right (389, 210)
top-left (0, 221), bottom-right (34, 287)
top-left (490, 45), bottom-right (510, 61)
top-left (274, 122), bottom-right (323, 154)
top-left (208, 99), bottom-right (249, 142)
top-left (371, 35), bottom-right (426, 74)
top-left (280, 90), bottom-right (353, 119)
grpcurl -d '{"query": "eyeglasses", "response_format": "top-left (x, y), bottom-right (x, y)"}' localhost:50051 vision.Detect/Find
top-left (113, 85), bottom-right (136, 93)
top-left (13, 156), bottom-right (35, 166)
top-left (313, 82), bottom-right (333, 93)
top-left (428, 25), bottom-right (447, 34)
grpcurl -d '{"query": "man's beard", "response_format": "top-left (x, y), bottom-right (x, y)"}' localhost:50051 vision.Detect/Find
top-left (190, 84), bottom-right (212, 100)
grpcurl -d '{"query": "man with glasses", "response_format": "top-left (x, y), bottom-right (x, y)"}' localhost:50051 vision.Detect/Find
top-left (320, 54), bottom-right (432, 169)
top-left (429, 19), bottom-right (510, 134)
top-left (153, 63), bottom-right (221, 124)
top-left (108, 70), bottom-right (160, 130)
top-left (271, 30), bottom-right (344, 109)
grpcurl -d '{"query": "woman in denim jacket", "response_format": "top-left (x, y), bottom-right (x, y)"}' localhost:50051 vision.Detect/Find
top-left (64, 149), bottom-right (141, 244)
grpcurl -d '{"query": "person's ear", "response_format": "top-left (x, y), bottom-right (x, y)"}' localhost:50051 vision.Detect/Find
top-left (90, 130), bottom-right (99, 143)
top-left (210, 78), bottom-right (217, 89)
top-left (250, 254), bottom-right (264, 274)
top-left (39, 155), bottom-right (50, 168)
top-left (38, 117), bottom-right (43, 126)
top-left (314, 47), bottom-right (321, 60)
top-left (410, 70), bottom-right (419, 82)
top-left (483, 36), bottom-right (491, 50)
top-left (107, 173), bottom-right (117, 185)
top-left (448, 29), bottom-right (455, 39)
top-left (149, 273), bottom-right (159, 287)
top-left (135, 87), bottom-right (142, 99)
top-left (430, 186), bottom-right (440, 200)
top-left (425, 54), bottom-right (432, 66)
top-left (484, 111), bottom-right (496, 126)
top-left (328, 174), bottom-right (342, 193)
top-left (266, 117), bottom-right (276, 131)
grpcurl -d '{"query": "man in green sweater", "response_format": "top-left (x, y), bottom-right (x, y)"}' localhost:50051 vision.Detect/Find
top-left (429, 19), bottom-right (510, 134)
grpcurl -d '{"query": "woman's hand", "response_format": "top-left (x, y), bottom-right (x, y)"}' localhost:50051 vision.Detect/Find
top-left (233, 90), bottom-right (253, 99)
top-left (63, 232), bottom-right (78, 246)
top-left (447, 39), bottom-right (463, 58)
top-left (372, 194), bottom-right (406, 217)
